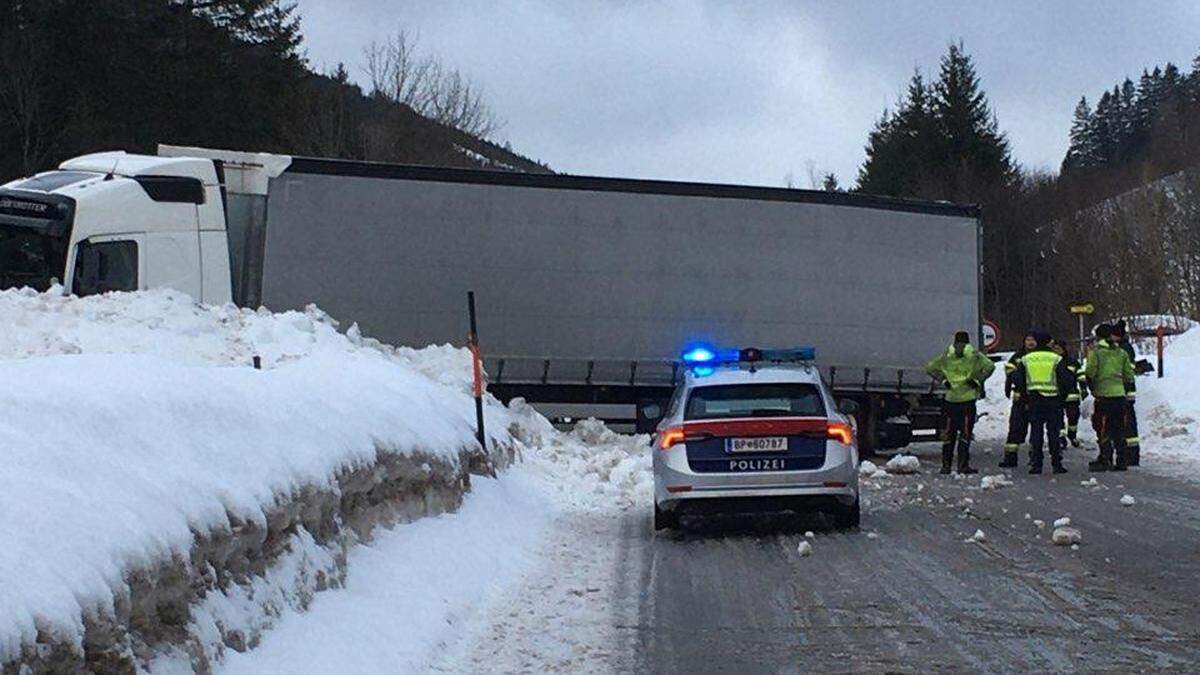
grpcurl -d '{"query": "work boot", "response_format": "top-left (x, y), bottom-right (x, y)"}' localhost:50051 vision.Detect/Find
top-left (1113, 448), bottom-right (1128, 472)
top-left (1128, 445), bottom-right (1141, 467)
top-left (957, 451), bottom-right (978, 475)
top-left (998, 449), bottom-right (1018, 468)
top-left (1029, 463), bottom-right (1043, 474)
top-left (1088, 458), bottom-right (1110, 472)
top-left (1050, 449), bottom-right (1067, 474)
top-left (940, 444), bottom-right (954, 475)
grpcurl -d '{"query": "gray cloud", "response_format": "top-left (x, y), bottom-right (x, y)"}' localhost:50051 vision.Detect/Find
top-left (295, 0), bottom-right (1200, 188)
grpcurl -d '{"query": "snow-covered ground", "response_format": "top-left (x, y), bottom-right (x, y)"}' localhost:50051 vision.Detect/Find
top-left (211, 420), bottom-right (650, 674)
top-left (0, 288), bottom-right (519, 665)
top-left (0, 287), bottom-right (650, 672)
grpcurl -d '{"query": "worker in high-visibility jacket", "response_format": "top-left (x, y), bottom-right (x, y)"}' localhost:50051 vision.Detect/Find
top-left (1086, 324), bottom-right (1136, 472)
top-left (925, 331), bottom-right (996, 475)
top-left (1051, 339), bottom-right (1086, 451)
top-left (1011, 333), bottom-right (1076, 474)
top-left (1112, 320), bottom-right (1141, 465)
top-left (1000, 333), bottom-right (1038, 468)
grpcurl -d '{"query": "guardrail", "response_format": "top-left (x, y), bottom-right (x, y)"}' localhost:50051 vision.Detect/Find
top-left (484, 354), bottom-right (940, 395)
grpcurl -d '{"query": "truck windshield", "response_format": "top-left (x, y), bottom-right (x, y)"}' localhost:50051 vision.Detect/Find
top-left (0, 224), bottom-right (68, 292)
top-left (685, 383), bottom-right (825, 420)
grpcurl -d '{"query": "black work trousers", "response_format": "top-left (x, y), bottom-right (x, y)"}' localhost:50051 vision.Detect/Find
top-left (1093, 397), bottom-right (1128, 466)
top-left (941, 400), bottom-right (976, 469)
top-left (1027, 403), bottom-right (1064, 469)
top-left (1004, 397), bottom-right (1028, 452)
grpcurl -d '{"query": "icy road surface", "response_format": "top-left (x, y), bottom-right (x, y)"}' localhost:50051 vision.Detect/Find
top-left (444, 441), bottom-right (1200, 673)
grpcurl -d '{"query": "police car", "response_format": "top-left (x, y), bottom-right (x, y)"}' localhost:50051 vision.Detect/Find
top-left (646, 346), bottom-right (861, 531)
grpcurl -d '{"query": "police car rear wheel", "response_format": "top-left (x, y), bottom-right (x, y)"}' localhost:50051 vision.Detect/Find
top-left (654, 504), bottom-right (678, 531)
top-left (833, 499), bottom-right (861, 530)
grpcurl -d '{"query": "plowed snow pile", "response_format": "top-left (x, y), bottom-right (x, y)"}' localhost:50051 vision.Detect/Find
top-left (0, 287), bottom-right (513, 663)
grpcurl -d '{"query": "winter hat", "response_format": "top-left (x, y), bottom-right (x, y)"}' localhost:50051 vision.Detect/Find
top-left (953, 331), bottom-right (971, 345)
top-left (1095, 323), bottom-right (1113, 340)
top-left (1034, 332), bottom-right (1052, 347)
top-left (1113, 320), bottom-right (1128, 337)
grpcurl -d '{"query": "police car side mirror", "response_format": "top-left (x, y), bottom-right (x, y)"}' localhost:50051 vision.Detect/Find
top-left (837, 399), bottom-right (860, 416)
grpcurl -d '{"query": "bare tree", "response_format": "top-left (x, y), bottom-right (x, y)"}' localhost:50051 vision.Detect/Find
top-left (364, 30), bottom-right (500, 139)
top-left (0, 16), bottom-right (55, 175)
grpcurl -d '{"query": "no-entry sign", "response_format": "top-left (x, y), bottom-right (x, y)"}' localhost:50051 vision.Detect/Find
top-left (982, 320), bottom-right (1001, 352)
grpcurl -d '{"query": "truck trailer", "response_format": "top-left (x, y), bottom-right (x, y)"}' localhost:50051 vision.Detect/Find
top-left (0, 146), bottom-right (981, 449)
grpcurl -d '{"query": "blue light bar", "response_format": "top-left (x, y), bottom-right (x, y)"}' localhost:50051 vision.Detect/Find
top-left (761, 347), bottom-right (816, 362)
top-left (680, 344), bottom-right (816, 368)
top-left (681, 345), bottom-right (717, 364)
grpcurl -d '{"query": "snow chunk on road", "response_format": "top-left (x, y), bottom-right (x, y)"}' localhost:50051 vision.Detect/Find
top-left (885, 454), bottom-right (920, 474)
top-left (859, 460), bottom-right (880, 476)
top-left (1033, 520), bottom-right (1046, 529)
top-left (1081, 477), bottom-right (1100, 488)
top-left (1120, 494), bottom-right (1137, 506)
top-left (981, 474), bottom-right (1013, 490)
top-left (965, 529), bottom-right (987, 543)
top-left (1054, 517), bottom-right (1072, 528)
top-left (796, 541), bottom-right (814, 557)
top-left (1052, 527), bottom-right (1082, 546)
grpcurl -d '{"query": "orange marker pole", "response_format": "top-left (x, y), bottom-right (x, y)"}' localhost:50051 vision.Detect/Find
top-left (1157, 324), bottom-right (1165, 379)
top-left (468, 291), bottom-right (486, 450)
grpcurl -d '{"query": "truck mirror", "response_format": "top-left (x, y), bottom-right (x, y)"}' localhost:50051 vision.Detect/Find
top-left (639, 403), bottom-right (663, 422)
top-left (837, 399), bottom-right (860, 416)
top-left (635, 400), bottom-right (664, 434)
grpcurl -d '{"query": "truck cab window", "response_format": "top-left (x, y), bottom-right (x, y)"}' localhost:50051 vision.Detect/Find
top-left (72, 240), bottom-right (138, 296)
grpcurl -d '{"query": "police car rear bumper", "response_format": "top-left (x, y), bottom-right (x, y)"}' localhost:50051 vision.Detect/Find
top-left (653, 443), bottom-right (858, 511)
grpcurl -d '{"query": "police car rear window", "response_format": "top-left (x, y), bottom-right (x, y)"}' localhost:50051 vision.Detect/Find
top-left (684, 383), bottom-right (824, 420)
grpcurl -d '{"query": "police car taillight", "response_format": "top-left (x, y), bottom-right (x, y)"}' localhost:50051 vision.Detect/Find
top-left (658, 427), bottom-right (686, 450)
top-left (826, 422), bottom-right (854, 445)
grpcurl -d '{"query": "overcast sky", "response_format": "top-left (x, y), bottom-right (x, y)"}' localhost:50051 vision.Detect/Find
top-left (294, 1), bottom-right (1200, 188)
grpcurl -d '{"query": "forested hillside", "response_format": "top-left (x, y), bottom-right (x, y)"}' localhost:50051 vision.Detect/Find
top-left (0, 0), bottom-right (549, 182)
top-left (856, 43), bottom-right (1200, 342)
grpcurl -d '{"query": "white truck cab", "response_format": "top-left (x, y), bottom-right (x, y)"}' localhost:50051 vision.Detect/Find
top-left (0, 147), bottom-right (289, 304)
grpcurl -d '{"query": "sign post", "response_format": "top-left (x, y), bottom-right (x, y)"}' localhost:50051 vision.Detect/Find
top-left (1070, 303), bottom-right (1095, 347)
top-left (1157, 324), bottom-right (1165, 378)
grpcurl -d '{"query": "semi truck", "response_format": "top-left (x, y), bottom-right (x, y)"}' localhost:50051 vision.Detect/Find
top-left (0, 146), bottom-right (982, 450)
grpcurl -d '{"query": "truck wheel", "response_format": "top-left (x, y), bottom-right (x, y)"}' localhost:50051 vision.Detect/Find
top-left (654, 504), bottom-right (678, 531)
top-left (833, 498), bottom-right (861, 531)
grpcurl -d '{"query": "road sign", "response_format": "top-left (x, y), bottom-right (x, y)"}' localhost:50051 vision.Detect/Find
top-left (982, 320), bottom-right (1000, 352)
top-left (1070, 303), bottom-right (1095, 315)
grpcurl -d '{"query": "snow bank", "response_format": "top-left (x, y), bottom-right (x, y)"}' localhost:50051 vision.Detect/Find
top-left (0, 288), bottom-right (515, 670)
top-left (1130, 326), bottom-right (1200, 479)
top-left (508, 409), bottom-right (652, 510)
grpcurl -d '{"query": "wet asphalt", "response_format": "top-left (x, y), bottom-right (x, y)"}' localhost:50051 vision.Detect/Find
top-left (610, 441), bottom-right (1200, 673)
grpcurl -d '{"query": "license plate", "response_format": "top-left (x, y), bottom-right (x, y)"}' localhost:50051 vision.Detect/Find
top-left (726, 436), bottom-right (788, 453)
